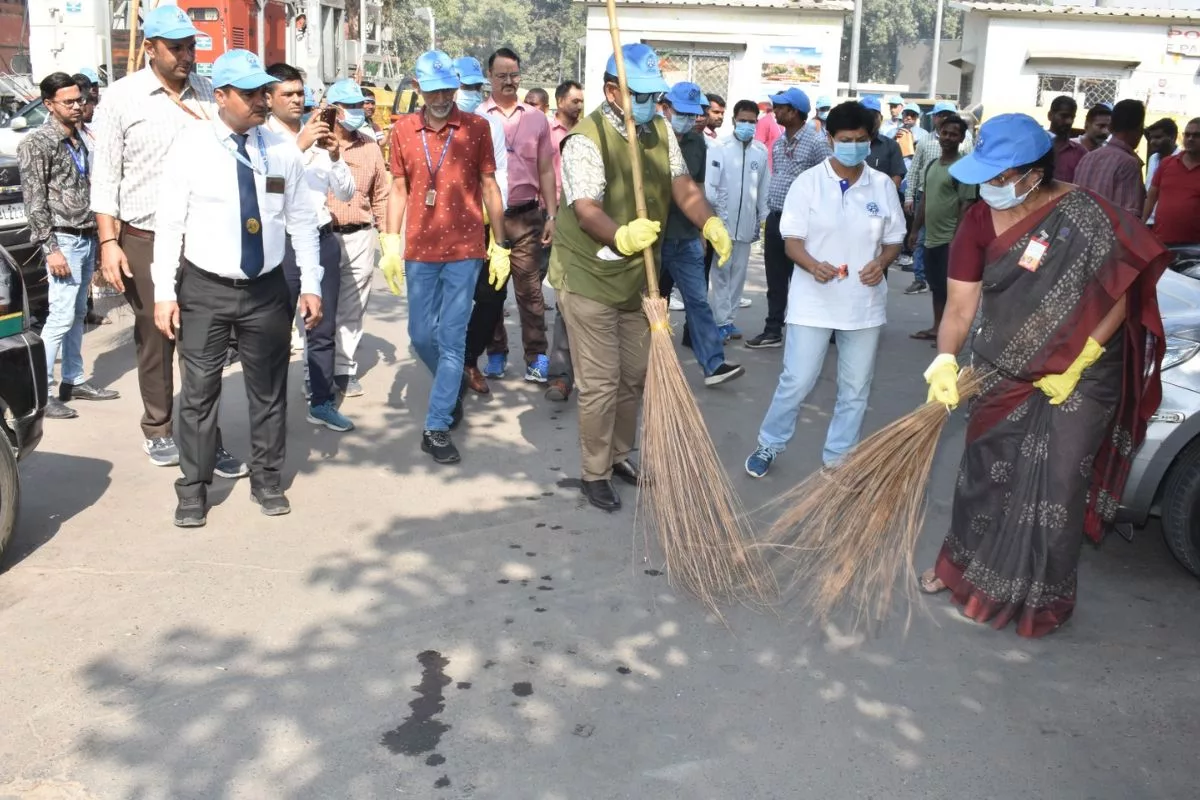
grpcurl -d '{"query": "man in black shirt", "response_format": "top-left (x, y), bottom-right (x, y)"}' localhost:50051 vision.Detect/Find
top-left (860, 96), bottom-right (905, 190)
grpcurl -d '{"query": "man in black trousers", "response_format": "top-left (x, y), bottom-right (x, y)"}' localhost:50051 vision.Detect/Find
top-left (151, 50), bottom-right (322, 527)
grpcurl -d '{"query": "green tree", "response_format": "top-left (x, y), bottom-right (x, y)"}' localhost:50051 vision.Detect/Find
top-left (839, 0), bottom-right (963, 87)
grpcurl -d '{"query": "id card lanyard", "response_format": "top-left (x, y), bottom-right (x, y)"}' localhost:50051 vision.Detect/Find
top-left (63, 136), bottom-right (89, 178)
top-left (219, 127), bottom-right (272, 176)
top-left (421, 126), bottom-right (455, 206)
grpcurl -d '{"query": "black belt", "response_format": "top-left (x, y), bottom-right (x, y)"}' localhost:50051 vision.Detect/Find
top-left (188, 261), bottom-right (278, 288)
top-left (317, 223), bottom-right (335, 239)
top-left (332, 222), bottom-right (372, 234)
top-left (505, 200), bottom-right (540, 217)
top-left (52, 226), bottom-right (97, 238)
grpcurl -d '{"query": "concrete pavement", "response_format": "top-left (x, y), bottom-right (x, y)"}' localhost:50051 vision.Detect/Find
top-left (2, 266), bottom-right (1198, 800)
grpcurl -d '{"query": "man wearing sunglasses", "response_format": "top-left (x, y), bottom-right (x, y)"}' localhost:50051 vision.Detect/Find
top-left (548, 43), bottom-right (732, 512)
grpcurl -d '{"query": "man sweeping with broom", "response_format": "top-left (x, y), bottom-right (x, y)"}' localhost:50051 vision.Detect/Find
top-left (548, 42), bottom-right (733, 512)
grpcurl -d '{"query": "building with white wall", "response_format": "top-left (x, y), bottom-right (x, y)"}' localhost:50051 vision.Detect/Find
top-left (953, 2), bottom-right (1200, 120)
top-left (579, 0), bottom-right (852, 119)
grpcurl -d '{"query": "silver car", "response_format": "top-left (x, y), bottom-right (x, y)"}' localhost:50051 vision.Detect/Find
top-left (1118, 262), bottom-right (1200, 578)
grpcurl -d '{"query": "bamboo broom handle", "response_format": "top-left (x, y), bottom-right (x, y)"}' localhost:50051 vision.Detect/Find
top-left (603, 0), bottom-right (660, 298)
top-left (127, 0), bottom-right (143, 75)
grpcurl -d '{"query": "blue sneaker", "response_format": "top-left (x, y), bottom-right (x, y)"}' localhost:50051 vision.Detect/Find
top-left (525, 354), bottom-right (550, 383)
top-left (484, 353), bottom-right (507, 378)
top-left (307, 400), bottom-right (355, 432)
top-left (745, 445), bottom-right (777, 478)
top-left (726, 324), bottom-right (743, 340)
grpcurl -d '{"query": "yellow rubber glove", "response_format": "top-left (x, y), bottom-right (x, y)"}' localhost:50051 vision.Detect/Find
top-left (488, 239), bottom-right (512, 290)
top-left (924, 353), bottom-right (960, 410)
top-left (379, 233), bottom-right (405, 296)
top-left (613, 218), bottom-right (661, 256)
top-left (1033, 337), bottom-right (1104, 405)
top-left (702, 216), bottom-right (733, 267)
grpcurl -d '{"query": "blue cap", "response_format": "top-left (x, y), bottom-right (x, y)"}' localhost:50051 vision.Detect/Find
top-left (303, 86), bottom-right (316, 108)
top-left (78, 67), bottom-right (100, 85)
top-left (949, 113), bottom-right (1052, 185)
top-left (325, 78), bottom-right (366, 105)
top-left (902, 102), bottom-right (921, 116)
top-left (929, 100), bottom-right (957, 116)
top-left (770, 88), bottom-right (811, 114)
top-left (415, 50), bottom-right (459, 92)
top-left (453, 56), bottom-right (486, 87)
top-left (860, 95), bottom-right (882, 113)
top-left (885, 94), bottom-right (903, 106)
top-left (605, 43), bottom-right (668, 95)
top-left (815, 95), bottom-right (832, 109)
top-left (211, 49), bottom-right (277, 91)
top-left (142, 4), bottom-right (200, 40)
top-left (664, 82), bottom-right (708, 115)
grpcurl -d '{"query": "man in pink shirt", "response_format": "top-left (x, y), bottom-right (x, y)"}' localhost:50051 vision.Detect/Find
top-left (479, 47), bottom-right (559, 383)
top-left (755, 95), bottom-right (783, 170)
top-left (550, 79), bottom-right (583, 201)
top-left (544, 78), bottom-right (584, 402)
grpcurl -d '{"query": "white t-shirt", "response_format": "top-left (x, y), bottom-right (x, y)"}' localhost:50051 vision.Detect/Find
top-left (779, 159), bottom-right (906, 330)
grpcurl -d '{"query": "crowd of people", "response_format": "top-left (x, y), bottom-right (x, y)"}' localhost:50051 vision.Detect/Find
top-left (17, 2), bottom-right (1200, 635)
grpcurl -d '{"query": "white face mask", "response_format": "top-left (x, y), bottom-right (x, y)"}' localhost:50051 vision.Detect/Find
top-left (979, 170), bottom-right (1041, 210)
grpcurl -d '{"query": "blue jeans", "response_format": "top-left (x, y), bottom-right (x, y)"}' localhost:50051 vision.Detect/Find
top-left (406, 259), bottom-right (481, 430)
top-left (757, 324), bottom-right (882, 466)
top-left (661, 236), bottom-right (725, 375)
top-left (42, 232), bottom-right (95, 389)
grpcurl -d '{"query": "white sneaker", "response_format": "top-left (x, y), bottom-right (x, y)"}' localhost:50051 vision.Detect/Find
top-left (738, 296), bottom-right (752, 308)
top-left (668, 292), bottom-right (685, 312)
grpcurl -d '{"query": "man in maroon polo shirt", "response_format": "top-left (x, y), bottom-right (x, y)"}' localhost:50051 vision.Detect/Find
top-left (1047, 95), bottom-right (1086, 183)
top-left (1145, 117), bottom-right (1200, 247)
top-left (478, 47), bottom-right (559, 384)
top-left (378, 50), bottom-right (509, 465)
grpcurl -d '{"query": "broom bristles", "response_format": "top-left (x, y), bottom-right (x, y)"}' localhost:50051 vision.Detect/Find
top-left (761, 368), bottom-right (989, 628)
top-left (637, 295), bottom-right (776, 617)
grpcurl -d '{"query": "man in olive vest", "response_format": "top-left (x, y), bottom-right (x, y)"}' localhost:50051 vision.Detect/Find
top-left (549, 43), bottom-right (732, 512)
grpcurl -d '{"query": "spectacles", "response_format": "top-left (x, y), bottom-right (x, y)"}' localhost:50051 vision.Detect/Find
top-left (56, 98), bottom-right (86, 107)
top-left (632, 91), bottom-right (664, 104)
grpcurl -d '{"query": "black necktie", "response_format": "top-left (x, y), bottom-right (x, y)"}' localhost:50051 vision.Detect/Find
top-left (232, 133), bottom-right (265, 278)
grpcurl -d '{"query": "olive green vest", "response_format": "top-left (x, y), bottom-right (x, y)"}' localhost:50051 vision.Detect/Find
top-left (549, 107), bottom-right (673, 311)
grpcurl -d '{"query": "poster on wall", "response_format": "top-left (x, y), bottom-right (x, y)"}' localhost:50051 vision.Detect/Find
top-left (761, 45), bottom-right (822, 86)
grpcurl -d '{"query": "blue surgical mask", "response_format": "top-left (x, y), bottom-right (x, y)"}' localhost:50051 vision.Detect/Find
top-left (339, 109), bottom-right (365, 131)
top-left (818, 110), bottom-right (829, 122)
top-left (670, 113), bottom-right (696, 135)
top-left (632, 98), bottom-right (657, 125)
top-left (457, 89), bottom-right (483, 114)
top-left (733, 121), bottom-right (755, 142)
top-left (832, 140), bottom-right (870, 167)
top-left (979, 170), bottom-right (1041, 210)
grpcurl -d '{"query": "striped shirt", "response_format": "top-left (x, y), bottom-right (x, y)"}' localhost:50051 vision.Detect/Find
top-left (326, 131), bottom-right (391, 229)
top-left (1074, 137), bottom-right (1145, 219)
top-left (766, 126), bottom-right (831, 212)
top-left (90, 68), bottom-right (216, 230)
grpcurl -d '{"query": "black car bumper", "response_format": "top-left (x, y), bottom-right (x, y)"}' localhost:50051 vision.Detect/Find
top-left (0, 328), bottom-right (46, 460)
top-left (0, 225), bottom-right (46, 325)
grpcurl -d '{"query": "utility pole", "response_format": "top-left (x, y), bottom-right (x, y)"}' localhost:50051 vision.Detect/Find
top-left (414, 6), bottom-right (435, 51)
top-left (848, 0), bottom-right (863, 95)
top-left (930, 0), bottom-right (944, 98)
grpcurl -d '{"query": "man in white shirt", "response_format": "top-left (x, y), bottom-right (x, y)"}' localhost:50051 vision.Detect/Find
top-left (151, 50), bottom-right (323, 527)
top-left (745, 101), bottom-right (904, 478)
top-left (706, 99), bottom-right (770, 341)
top-left (265, 65), bottom-right (356, 433)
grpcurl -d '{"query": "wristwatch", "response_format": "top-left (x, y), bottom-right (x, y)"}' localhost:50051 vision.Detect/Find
top-left (499, 238), bottom-right (515, 250)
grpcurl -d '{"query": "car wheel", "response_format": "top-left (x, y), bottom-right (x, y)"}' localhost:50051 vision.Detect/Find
top-left (0, 439), bottom-right (17, 563)
top-left (1161, 439), bottom-right (1200, 578)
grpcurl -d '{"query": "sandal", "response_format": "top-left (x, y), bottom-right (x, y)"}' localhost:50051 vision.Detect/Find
top-left (910, 329), bottom-right (937, 341)
top-left (919, 568), bottom-right (947, 595)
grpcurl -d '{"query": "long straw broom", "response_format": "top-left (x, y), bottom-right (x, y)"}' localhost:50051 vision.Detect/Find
top-left (760, 368), bottom-right (990, 629)
top-left (603, 0), bottom-right (774, 616)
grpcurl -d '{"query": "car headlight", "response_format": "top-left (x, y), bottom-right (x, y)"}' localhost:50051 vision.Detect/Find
top-left (1163, 329), bottom-right (1200, 370)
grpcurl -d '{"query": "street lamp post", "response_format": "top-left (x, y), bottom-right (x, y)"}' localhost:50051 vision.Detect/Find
top-left (414, 6), bottom-right (435, 51)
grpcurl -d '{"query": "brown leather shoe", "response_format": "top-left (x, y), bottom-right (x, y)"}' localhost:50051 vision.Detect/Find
top-left (464, 365), bottom-right (490, 394)
top-left (544, 378), bottom-right (571, 402)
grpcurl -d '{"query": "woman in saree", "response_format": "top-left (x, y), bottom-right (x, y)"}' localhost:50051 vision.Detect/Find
top-left (920, 114), bottom-right (1170, 638)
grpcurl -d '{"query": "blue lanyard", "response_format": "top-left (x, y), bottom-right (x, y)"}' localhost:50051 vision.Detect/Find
top-left (219, 127), bottom-right (271, 175)
top-left (63, 136), bottom-right (88, 178)
top-left (420, 125), bottom-right (454, 185)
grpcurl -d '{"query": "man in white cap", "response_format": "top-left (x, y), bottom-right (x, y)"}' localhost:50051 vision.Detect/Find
top-left (151, 49), bottom-right (323, 527)
top-left (91, 3), bottom-right (246, 478)
top-left (264, 63), bottom-right (356, 433)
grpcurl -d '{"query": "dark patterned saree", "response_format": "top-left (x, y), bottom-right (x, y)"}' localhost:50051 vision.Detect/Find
top-left (934, 190), bottom-right (1170, 638)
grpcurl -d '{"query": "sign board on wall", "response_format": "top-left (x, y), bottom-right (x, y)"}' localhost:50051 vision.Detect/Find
top-left (1166, 27), bottom-right (1200, 57)
top-left (761, 45), bottom-right (822, 86)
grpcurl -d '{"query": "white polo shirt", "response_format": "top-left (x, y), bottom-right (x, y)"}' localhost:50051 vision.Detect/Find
top-left (779, 159), bottom-right (906, 330)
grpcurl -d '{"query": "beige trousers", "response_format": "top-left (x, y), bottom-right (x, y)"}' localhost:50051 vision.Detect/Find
top-left (557, 288), bottom-right (649, 481)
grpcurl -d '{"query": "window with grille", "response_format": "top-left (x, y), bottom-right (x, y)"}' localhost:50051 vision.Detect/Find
top-left (655, 48), bottom-right (731, 99)
top-left (1036, 73), bottom-right (1119, 108)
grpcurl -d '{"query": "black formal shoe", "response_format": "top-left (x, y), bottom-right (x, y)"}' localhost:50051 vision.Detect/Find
top-left (582, 478), bottom-right (621, 511)
top-left (611, 459), bottom-right (643, 486)
top-left (250, 486), bottom-right (291, 516)
top-left (61, 381), bottom-right (119, 401)
top-left (45, 397), bottom-right (78, 419)
top-left (422, 430), bottom-right (461, 464)
top-left (174, 497), bottom-right (207, 528)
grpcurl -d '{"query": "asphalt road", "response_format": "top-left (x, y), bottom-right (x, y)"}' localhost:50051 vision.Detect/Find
top-left (2, 263), bottom-right (1198, 800)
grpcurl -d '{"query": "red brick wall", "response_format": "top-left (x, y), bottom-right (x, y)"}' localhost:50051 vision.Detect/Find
top-left (0, 1), bottom-right (28, 73)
